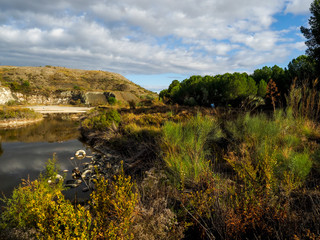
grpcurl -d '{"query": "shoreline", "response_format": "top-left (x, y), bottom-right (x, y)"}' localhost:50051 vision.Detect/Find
top-left (0, 117), bottom-right (43, 129)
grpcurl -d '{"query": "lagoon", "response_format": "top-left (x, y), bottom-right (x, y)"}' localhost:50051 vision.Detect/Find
top-left (0, 117), bottom-right (92, 199)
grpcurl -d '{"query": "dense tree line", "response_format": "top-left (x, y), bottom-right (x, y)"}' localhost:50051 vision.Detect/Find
top-left (160, 55), bottom-right (318, 107)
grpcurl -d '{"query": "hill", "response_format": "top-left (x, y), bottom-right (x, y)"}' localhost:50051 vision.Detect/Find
top-left (0, 66), bottom-right (156, 105)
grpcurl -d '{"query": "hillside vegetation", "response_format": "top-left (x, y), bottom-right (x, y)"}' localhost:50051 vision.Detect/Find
top-left (0, 66), bottom-right (156, 103)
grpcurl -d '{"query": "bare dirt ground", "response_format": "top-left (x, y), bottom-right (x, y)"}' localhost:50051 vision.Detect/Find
top-left (27, 106), bottom-right (93, 114)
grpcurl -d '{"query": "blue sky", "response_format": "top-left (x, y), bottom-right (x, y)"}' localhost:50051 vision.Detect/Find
top-left (0, 0), bottom-right (313, 92)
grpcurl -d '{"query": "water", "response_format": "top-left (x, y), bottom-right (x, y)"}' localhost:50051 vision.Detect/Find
top-left (0, 117), bottom-right (92, 200)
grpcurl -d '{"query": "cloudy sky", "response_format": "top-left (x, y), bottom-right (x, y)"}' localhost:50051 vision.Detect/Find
top-left (0, 0), bottom-right (313, 91)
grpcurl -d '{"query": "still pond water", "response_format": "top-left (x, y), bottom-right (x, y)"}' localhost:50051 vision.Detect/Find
top-left (0, 117), bottom-right (92, 199)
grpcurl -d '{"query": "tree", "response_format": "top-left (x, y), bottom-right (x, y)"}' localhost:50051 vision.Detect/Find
top-left (266, 79), bottom-right (280, 112)
top-left (257, 80), bottom-right (267, 98)
top-left (252, 66), bottom-right (272, 84)
top-left (287, 55), bottom-right (317, 85)
top-left (301, 0), bottom-right (320, 69)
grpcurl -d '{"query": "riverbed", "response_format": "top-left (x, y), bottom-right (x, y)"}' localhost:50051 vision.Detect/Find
top-left (0, 116), bottom-right (92, 200)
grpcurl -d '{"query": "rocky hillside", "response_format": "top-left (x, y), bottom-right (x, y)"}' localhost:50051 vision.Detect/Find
top-left (0, 66), bottom-right (156, 105)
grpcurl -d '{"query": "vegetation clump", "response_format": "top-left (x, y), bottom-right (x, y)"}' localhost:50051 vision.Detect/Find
top-left (81, 108), bottom-right (121, 131)
top-left (0, 107), bottom-right (42, 121)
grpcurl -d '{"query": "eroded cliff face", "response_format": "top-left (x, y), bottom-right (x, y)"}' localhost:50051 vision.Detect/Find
top-left (0, 87), bottom-right (15, 104)
top-left (0, 87), bottom-right (117, 106)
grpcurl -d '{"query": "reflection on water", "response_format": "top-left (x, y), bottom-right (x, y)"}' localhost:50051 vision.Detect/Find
top-left (0, 116), bottom-right (80, 143)
top-left (0, 117), bottom-right (92, 199)
top-left (0, 143), bottom-right (2, 157)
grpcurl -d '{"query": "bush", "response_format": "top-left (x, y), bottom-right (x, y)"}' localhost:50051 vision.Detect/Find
top-left (161, 114), bottom-right (222, 185)
top-left (90, 163), bottom-right (138, 239)
top-left (107, 96), bottom-right (116, 105)
top-left (0, 156), bottom-right (92, 239)
top-left (0, 107), bottom-right (42, 120)
top-left (128, 100), bottom-right (136, 109)
top-left (225, 111), bottom-right (311, 186)
top-left (82, 109), bottom-right (121, 131)
top-left (289, 152), bottom-right (312, 180)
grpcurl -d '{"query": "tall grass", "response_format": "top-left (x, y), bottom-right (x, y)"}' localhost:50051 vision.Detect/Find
top-left (161, 114), bottom-right (222, 185)
top-left (285, 78), bottom-right (320, 120)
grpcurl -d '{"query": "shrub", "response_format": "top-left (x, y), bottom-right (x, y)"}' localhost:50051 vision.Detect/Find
top-left (161, 114), bottom-right (222, 185)
top-left (82, 109), bottom-right (121, 131)
top-left (90, 163), bottom-right (138, 239)
top-left (0, 107), bottom-right (42, 120)
top-left (128, 100), bottom-right (136, 109)
top-left (5, 100), bottom-right (19, 106)
top-left (0, 156), bottom-right (92, 239)
top-left (108, 96), bottom-right (116, 105)
top-left (225, 111), bottom-right (311, 187)
top-left (289, 152), bottom-right (312, 180)
top-left (132, 168), bottom-right (185, 240)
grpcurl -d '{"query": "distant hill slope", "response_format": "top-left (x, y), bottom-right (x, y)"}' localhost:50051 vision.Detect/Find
top-left (0, 66), bottom-right (156, 104)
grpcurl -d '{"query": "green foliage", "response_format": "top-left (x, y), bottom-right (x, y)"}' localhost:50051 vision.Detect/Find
top-left (252, 65), bottom-right (289, 98)
top-left (252, 66), bottom-right (272, 84)
top-left (289, 152), bottom-right (312, 180)
top-left (0, 156), bottom-right (92, 239)
top-left (226, 111), bottom-right (312, 188)
top-left (9, 80), bottom-right (31, 92)
top-left (5, 100), bottom-right (20, 106)
top-left (301, 0), bottom-right (320, 68)
top-left (22, 80), bottom-right (30, 88)
top-left (287, 55), bottom-right (317, 85)
top-left (161, 114), bottom-right (222, 185)
top-left (90, 163), bottom-right (138, 239)
top-left (162, 73), bottom-right (260, 107)
top-left (257, 79), bottom-right (267, 97)
top-left (0, 107), bottom-right (42, 120)
top-left (82, 109), bottom-right (121, 131)
top-left (107, 96), bottom-right (116, 105)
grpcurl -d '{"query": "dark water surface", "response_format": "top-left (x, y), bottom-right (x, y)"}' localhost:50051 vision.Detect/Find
top-left (0, 117), bottom-right (92, 199)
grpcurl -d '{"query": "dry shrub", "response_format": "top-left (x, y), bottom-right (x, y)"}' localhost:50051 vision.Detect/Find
top-left (180, 174), bottom-right (228, 240)
top-left (132, 168), bottom-right (185, 240)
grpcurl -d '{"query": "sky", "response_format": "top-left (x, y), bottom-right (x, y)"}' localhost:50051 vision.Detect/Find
top-left (0, 0), bottom-right (313, 92)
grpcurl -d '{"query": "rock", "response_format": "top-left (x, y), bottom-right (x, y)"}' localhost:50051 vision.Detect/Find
top-left (65, 179), bottom-right (82, 188)
top-left (0, 87), bottom-right (15, 104)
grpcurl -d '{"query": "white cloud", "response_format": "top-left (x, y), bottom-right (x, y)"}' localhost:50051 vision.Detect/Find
top-left (285, 0), bottom-right (313, 14)
top-left (0, 0), bottom-right (311, 78)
